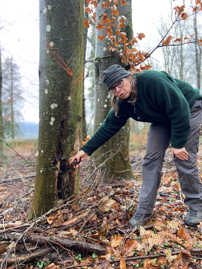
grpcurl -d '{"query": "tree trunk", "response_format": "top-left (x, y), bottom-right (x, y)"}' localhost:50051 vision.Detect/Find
top-left (193, 11), bottom-right (201, 89)
top-left (31, 0), bottom-right (84, 217)
top-left (86, 26), bottom-right (96, 135)
top-left (93, 0), bottom-right (133, 183)
top-left (178, 0), bottom-right (185, 81)
top-left (10, 60), bottom-right (15, 139)
top-left (0, 48), bottom-right (3, 158)
top-left (82, 93), bottom-right (87, 140)
top-left (82, 0), bottom-right (89, 140)
top-left (2, 57), bottom-right (23, 138)
top-left (178, 22), bottom-right (184, 80)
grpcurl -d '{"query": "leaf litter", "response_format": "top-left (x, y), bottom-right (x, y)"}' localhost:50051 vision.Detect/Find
top-left (0, 145), bottom-right (201, 269)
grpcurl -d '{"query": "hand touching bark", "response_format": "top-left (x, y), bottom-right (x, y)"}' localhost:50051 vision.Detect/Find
top-left (69, 150), bottom-right (88, 168)
top-left (172, 147), bottom-right (189, 160)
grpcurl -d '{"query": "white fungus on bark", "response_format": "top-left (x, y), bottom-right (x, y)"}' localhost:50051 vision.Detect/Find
top-left (50, 103), bottom-right (58, 109)
top-left (46, 25), bottom-right (51, 32)
top-left (45, 79), bottom-right (50, 85)
top-left (49, 41), bottom-right (54, 47)
top-left (43, 8), bottom-right (47, 14)
top-left (50, 117), bottom-right (55, 126)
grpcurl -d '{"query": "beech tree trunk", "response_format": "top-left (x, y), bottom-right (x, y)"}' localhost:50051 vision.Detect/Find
top-left (31, 0), bottom-right (84, 217)
top-left (93, 0), bottom-right (133, 182)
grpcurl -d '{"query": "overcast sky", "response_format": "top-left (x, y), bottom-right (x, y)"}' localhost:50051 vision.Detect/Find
top-left (0, 0), bottom-right (178, 123)
top-left (0, 0), bottom-right (39, 122)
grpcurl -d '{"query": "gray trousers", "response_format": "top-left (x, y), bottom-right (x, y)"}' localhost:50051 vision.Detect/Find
top-left (136, 100), bottom-right (202, 215)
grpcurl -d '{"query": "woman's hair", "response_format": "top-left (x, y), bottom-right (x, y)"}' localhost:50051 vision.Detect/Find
top-left (111, 74), bottom-right (137, 116)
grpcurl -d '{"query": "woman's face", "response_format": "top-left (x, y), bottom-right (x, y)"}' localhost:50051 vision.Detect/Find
top-left (110, 77), bottom-right (132, 99)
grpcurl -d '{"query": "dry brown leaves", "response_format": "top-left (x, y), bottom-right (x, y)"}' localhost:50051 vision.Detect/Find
top-left (0, 147), bottom-right (202, 268)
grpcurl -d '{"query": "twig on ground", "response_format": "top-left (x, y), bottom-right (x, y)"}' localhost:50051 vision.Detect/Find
top-left (27, 234), bottom-right (106, 255)
top-left (0, 138), bottom-right (32, 164)
top-left (64, 249), bottom-right (202, 269)
top-left (0, 247), bottom-right (51, 267)
top-left (0, 173), bottom-right (36, 184)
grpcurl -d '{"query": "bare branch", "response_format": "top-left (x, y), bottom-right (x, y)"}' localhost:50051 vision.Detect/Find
top-left (159, 40), bottom-right (200, 47)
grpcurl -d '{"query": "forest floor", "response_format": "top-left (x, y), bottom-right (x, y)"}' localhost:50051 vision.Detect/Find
top-left (0, 141), bottom-right (201, 269)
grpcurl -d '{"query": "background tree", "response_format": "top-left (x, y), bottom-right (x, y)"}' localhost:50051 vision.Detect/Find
top-left (85, 26), bottom-right (96, 135)
top-left (82, 0), bottom-right (90, 140)
top-left (87, 0), bottom-right (134, 183)
top-left (192, 7), bottom-right (201, 89)
top-left (0, 48), bottom-right (3, 158)
top-left (31, 0), bottom-right (84, 217)
top-left (158, 0), bottom-right (201, 87)
top-left (2, 57), bottom-right (23, 139)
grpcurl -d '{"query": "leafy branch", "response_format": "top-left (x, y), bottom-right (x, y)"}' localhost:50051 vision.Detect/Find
top-left (84, 0), bottom-right (202, 71)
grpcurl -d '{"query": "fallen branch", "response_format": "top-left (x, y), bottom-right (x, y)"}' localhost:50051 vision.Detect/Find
top-left (0, 200), bottom-right (78, 268)
top-left (0, 138), bottom-right (32, 164)
top-left (109, 249), bottom-right (202, 264)
top-left (28, 234), bottom-right (106, 255)
top-left (0, 247), bottom-right (51, 267)
top-left (0, 198), bottom-right (79, 239)
top-left (79, 211), bottom-right (97, 233)
top-left (190, 248), bottom-right (202, 258)
top-left (0, 221), bottom-right (36, 269)
top-left (0, 173), bottom-right (36, 184)
top-left (0, 223), bottom-right (30, 235)
top-left (0, 223), bottom-right (25, 229)
top-left (55, 210), bottom-right (90, 228)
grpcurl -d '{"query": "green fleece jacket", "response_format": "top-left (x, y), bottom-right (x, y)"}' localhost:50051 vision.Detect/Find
top-left (82, 70), bottom-right (202, 155)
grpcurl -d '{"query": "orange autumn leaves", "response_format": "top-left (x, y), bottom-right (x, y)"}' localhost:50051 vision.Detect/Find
top-left (96, 11), bottom-right (150, 71)
top-left (104, 221), bottom-right (196, 268)
top-left (84, 0), bottom-right (150, 71)
top-left (161, 35), bottom-right (195, 46)
top-left (85, 0), bottom-right (202, 71)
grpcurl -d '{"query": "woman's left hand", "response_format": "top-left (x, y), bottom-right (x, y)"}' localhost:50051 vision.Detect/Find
top-left (172, 147), bottom-right (189, 160)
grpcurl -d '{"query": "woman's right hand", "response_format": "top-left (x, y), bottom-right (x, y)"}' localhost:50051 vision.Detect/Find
top-left (69, 150), bottom-right (88, 168)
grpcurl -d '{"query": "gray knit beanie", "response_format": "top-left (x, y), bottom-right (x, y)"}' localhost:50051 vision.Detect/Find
top-left (103, 64), bottom-right (130, 89)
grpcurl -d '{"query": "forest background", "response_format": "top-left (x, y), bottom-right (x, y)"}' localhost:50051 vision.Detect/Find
top-left (0, 0), bottom-right (201, 268)
top-left (0, 0), bottom-right (201, 137)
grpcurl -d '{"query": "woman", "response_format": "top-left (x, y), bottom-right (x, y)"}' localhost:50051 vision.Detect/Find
top-left (70, 64), bottom-right (202, 228)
